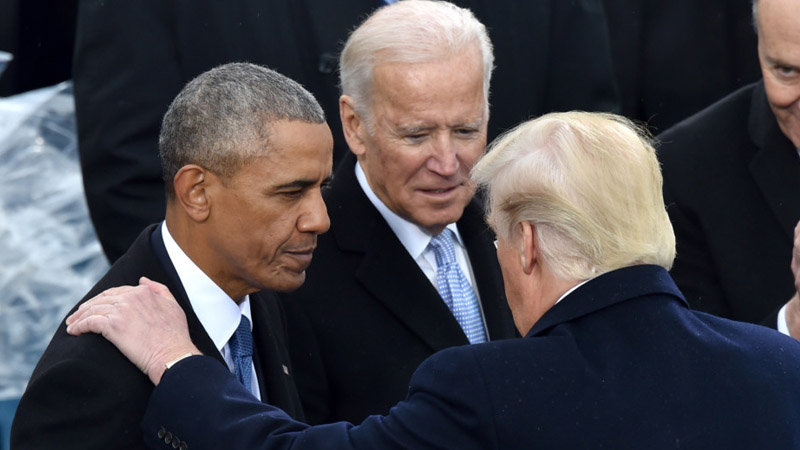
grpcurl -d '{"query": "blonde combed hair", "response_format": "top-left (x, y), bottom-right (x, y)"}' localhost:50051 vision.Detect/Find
top-left (472, 111), bottom-right (675, 281)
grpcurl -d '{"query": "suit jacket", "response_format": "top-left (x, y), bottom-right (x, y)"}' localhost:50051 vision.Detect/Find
top-left (73, 0), bottom-right (618, 262)
top-left (657, 81), bottom-right (800, 327)
top-left (142, 265), bottom-right (800, 449)
top-left (10, 224), bottom-right (302, 449)
top-left (280, 155), bottom-right (517, 424)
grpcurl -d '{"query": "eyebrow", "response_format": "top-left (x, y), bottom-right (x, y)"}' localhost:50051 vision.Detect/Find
top-left (274, 174), bottom-right (333, 190)
top-left (765, 56), bottom-right (800, 71)
top-left (397, 120), bottom-right (485, 134)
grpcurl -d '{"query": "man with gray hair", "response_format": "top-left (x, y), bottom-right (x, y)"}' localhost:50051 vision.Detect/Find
top-left (657, 0), bottom-right (800, 336)
top-left (68, 111), bottom-right (800, 449)
top-left (278, 0), bottom-right (516, 425)
top-left (11, 62), bottom-right (333, 449)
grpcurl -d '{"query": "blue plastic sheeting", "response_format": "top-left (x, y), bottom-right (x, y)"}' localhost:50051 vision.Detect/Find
top-left (0, 82), bottom-right (109, 403)
top-left (0, 398), bottom-right (19, 450)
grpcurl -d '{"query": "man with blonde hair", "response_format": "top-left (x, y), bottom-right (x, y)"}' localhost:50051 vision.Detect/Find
top-left (68, 111), bottom-right (800, 449)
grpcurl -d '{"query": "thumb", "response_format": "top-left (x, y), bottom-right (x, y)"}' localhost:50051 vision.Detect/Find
top-left (139, 276), bottom-right (177, 302)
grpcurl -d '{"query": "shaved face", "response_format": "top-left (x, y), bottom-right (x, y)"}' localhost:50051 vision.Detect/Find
top-left (757, 0), bottom-right (800, 148)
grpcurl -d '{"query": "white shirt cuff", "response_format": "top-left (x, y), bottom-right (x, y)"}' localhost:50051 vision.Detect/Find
top-left (777, 303), bottom-right (791, 336)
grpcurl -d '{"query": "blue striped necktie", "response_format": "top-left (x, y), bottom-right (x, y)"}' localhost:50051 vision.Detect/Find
top-left (430, 229), bottom-right (487, 344)
top-left (228, 315), bottom-right (254, 394)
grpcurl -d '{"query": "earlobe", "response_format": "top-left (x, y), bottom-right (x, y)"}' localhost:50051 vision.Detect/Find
top-left (340, 95), bottom-right (367, 157)
top-left (173, 164), bottom-right (211, 222)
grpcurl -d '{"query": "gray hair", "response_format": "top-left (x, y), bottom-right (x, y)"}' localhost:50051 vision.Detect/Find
top-left (159, 62), bottom-right (325, 196)
top-left (339, 0), bottom-right (494, 128)
top-left (472, 112), bottom-right (675, 282)
top-left (752, 0), bottom-right (759, 34)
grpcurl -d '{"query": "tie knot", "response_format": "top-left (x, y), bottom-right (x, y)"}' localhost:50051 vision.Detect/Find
top-left (430, 229), bottom-right (457, 267)
top-left (229, 315), bottom-right (253, 359)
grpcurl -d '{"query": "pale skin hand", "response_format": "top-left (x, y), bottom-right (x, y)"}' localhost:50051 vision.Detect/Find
top-left (787, 221), bottom-right (800, 340)
top-left (65, 277), bottom-right (200, 385)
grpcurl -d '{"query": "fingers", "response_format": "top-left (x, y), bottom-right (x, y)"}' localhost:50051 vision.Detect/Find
top-left (66, 298), bottom-right (127, 333)
top-left (139, 277), bottom-right (177, 302)
top-left (66, 313), bottom-right (112, 336)
top-left (66, 284), bottom-right (145, 327)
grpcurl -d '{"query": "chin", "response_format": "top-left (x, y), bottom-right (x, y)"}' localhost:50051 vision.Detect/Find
top-left (263, 272), bottom-right (307, 293)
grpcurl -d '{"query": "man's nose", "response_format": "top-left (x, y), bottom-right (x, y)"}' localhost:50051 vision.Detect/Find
top-left (298, 192), bottom-right (330, 235)
top-left (427, 135), bottom-right (459, 176)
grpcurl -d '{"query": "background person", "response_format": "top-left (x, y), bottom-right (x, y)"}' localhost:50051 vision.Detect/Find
top-left (657, 0), bottom-right (800, 335)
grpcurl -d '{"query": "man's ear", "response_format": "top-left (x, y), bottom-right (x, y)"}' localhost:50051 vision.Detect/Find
top-left (340, 95), bottom-right (368, 157)
top-left (519, 221), bottom-right (537, 275)
top-left (172, 164), bottom-right (212, 222)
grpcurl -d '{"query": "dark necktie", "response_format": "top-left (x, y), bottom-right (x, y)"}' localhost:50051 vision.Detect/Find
top-left (228, 315), bottom-right (254, 394)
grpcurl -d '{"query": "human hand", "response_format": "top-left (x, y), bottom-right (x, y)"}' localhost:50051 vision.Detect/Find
top-left (785, 221), bottom-right (800, 339)
top-left (66, 276), bottom-right (200, 385)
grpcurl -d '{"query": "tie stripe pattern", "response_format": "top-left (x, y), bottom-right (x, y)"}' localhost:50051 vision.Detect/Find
top-left (229, 315), bottom-right (254, 394)
top-left (430, 229), bottom-right (487, 344)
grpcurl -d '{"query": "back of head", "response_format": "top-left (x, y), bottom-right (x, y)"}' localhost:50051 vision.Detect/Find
top-left (340, 0), bottom-right (494, 119)
top-left (159, 62), bottom-right (326, 197)
top-left (472, 111), bottom-right (675, 281)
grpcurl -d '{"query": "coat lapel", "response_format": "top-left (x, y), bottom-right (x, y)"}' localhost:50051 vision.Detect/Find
top-left (747, 82), bottom-right (800, 241)
top-left (147, 224), bottom-right (227, 366)
top-left (329, 158), bottom-right (469, 351)
top-left (249, 291), bottom-right (302, 419)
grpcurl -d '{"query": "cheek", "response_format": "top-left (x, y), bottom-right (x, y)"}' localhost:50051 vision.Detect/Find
top-left (459, 141), bottom-right (487, 170)
top-left (765, 79), bottom-right (800, 110)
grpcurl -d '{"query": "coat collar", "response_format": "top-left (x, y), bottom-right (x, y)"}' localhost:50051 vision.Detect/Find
top-left (146, 224), bottom-right (226, 365)
top-left (526, 265), bottom-right (686, 338)
top-left (747, 80), bottom-right (800, 241)
top-left (325, 154), bottom-right (513, 349)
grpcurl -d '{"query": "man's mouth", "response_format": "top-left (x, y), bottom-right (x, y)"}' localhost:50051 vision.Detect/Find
top-left (284, 247), bottom-right (315, 266)
top-left (421, 185), bottom-right (460, 195)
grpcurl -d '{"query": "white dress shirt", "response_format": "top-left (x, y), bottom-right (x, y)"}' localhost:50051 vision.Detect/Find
top-left (161, 222), bottom-right (260, 399)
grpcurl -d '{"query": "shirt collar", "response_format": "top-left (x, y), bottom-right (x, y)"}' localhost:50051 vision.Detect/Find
top-left (556, 278), bottom-right (592, 305)
top-left (160, 222), bottom-right (252, 352)
top-left (355, 161), bottom-right (464, 259)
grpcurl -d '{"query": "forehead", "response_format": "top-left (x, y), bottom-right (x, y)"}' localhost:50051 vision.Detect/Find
top-left (758, 0), bottom-right (800, 52)
top-left (370, 49), bottom-right (487, 125)
top-left (236, 120), bottom-right (333, 185)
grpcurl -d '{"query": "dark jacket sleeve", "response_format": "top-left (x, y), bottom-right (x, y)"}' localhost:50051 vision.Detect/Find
top-left (11, 331), bottom-right (153, 449)
top-left (141, 351), bottom-right (495, 450)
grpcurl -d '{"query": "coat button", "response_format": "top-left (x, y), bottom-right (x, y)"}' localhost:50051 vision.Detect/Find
top-left (179, 442), bottom-right (188, 450)
top-left (164, 431), bottom-right (173, 444)
top-left (172, 438), bottom-right (180, 449)
top-left (158, 427), bottom-right (166, 439)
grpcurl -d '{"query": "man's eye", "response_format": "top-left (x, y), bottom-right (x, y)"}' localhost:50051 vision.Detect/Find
top-left (776, 65), bottom-right (799, 77)
top-left (281, 190), bottom-right (304, 198)
top-left (455, 128), bottom-right (479, 138)
top-left (404, 134), bottom-right (427, 143)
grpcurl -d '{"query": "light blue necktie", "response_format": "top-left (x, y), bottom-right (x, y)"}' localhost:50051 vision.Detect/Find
top-left (228, 315), bottom-right (254, 394)
top-left (430, 229), bottom-right (487, 344)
